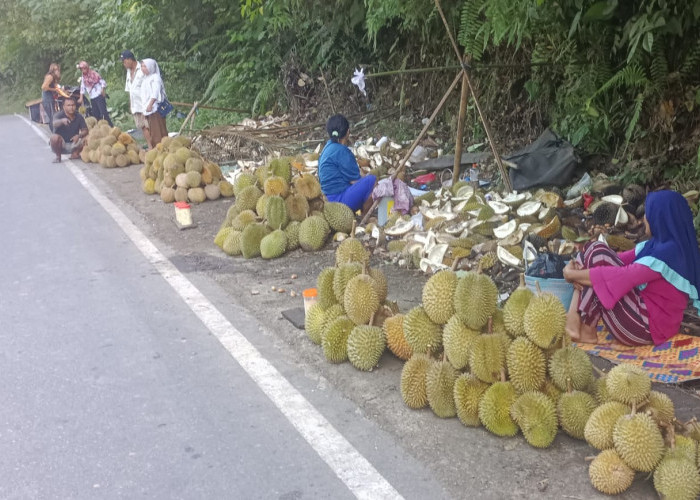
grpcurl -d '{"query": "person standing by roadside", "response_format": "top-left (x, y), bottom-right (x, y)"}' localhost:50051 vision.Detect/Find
top-left (140, 58), bottom-right (168, 148)
top-left (120, 50), bottom-right (151, 146)
top-left (41, 63), bottom-right (61, 132)
top-left (49, 97), bottom-right (88, 163)
top-left (77, 61), bottom-right (113, 126)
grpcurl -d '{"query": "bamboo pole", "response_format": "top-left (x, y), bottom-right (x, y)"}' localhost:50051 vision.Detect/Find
top-left (359, 69), bottom-right (464, 225)
top-left (434, 0), bottom-right (512, 192)
top-left (178, 101), bottom-right (199, 135)
top-left (170, 101), bottom-right (248, 113)
top-left (452, 60), bottom-right (469, 187)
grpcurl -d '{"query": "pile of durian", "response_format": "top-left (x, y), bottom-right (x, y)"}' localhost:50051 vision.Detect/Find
top-left (79, 117), bottom-right (145, 168)
top-left (304, 237), bottom-right (398, 370)
top-left (213, 157), bottom-right (357, 259)
top-left (139, 135), bottom-right (234, 204)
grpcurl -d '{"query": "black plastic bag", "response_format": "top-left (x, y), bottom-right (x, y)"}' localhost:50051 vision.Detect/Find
top-left (505, 129), bottom-right (579, 190)
top-left (525, 252), bottom-right (568, 279)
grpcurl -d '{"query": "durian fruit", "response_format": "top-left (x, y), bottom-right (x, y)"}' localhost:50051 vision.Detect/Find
top-left (479, 381), bottom-right (519, 437)
top-left (324, 202), bottom-right (355, 233)
top-left (368, 268), bottom-right (388, 304)
top-left (316, 267), bottom-right (337, 309)
top-left (322, 316), bottom-right (354, 363)
top-left (320, 304), bottom-right (345, 341)
top-left (305, 303), bottom-right (326, 344)
top-left (669, 435), bottom-right (698, 462)
top-left (478, 251), bottom-right (497, 270)
top-left (298, 215), bottom-right (330, 251)
top-left (641, 390), bottom-right (674, 425)
top-left (174, 187), bottom-right (188, 202)
top-left (453, 272), bottom-right (498, 330)
top-left (143, 178), bottom-right (155, 194)
top-left (506, 337), bottom-right (546, 393)
top-left (454, 374), bottom-right (489, 427)
top-left (265, 195), bottom-right (288, 230)
top-left (343, 274), bottom-right (379, 325)
top-left (232, 210), bottom-right (258, 231)
top-left (185, 157), bottom-right (203, 173)
top-left (422, 270), bottom-right (457, 325)
top-left (403, 306), bottom-right (442, 354)
top-left (335, 238), bottom-right (369, 266)
top-left (510, 391), bottom-right (558, 448)
top-left (285, 221), bottom-right (300, 251)
top-left (332, 262), bottom-right (363, 302)
top-left (585, 401), bottom-right (631, 451)
top-left (214, 226), bottom-right (234, 249)
top-left (222, 230), bottom-right (243, 256)
top-left (293, 174), bottom-right (322, 200)
top-left (606, 363), bottom-right (651, 406)
top-left (346, 325), bottom-right (385, 371)
top-left (240, 223), bottom-right (270, 259)
top-left (260, 229), bottom-right (287, 259)
top-left (593, 202), bottom-right (618, 226)
top-left (503, 275), bottom-right (534, 337)
top-left (188, 187), bottom-right (206, 203)
top-left (443, 315), bottom-right (479, 370)
top-left (256, 194), bottom-right (269, 218)
top-left (264, 175), bottom-right (289, 197)
top-left (588, 449), bottom-right (635, 495)
top-left (204, 183), bottom-right (220, 201)
top-left (401, 353), bottom-right (431, 409)
top-left (594, 375), bottom-right (612, 404)
top-left (160, 186), bottom-right (175, 203)
top-left (523, 292), bottom-right (566, 349)
top-left (613, 412), bottom-right (665, 472)
top-left (219, 180), bottom-right (234, 197)
top-left (541, 378), bottom-right (563, 405)
top-left (115, 154), bottom-right (129, 167)
top-left (426, 360), bottom-right (458, 418)
top-left (491, 308), bottom-right (507, 335)
top-left (549, 346), bottom-right (593, 391)
top-left (185, 170), bottom-right (202, 188)
top-left (384, 314), bottom-right (412, 360)
top-left (469, 334), bottom-right (509, 384)
top-left (235, 185), bottom-right (263, 211)
top-left (653, 455), bottom-right (700, 500)
top-left (558, 391), bottom-right (597, 440)
top-left (285, 193), bottom-right (309, 222)
top-left (268, 157), bottom-right (292, 184)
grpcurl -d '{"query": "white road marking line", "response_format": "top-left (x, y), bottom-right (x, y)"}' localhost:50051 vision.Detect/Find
top-left (18, 114), bottom-right (403, 500)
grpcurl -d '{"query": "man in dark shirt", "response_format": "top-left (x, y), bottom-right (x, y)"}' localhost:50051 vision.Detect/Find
top-left (50, 97), bottom-right (88, 163)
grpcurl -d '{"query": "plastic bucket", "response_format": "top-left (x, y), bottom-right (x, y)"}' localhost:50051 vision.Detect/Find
top-left (524, 275), bottom-right (574, 310)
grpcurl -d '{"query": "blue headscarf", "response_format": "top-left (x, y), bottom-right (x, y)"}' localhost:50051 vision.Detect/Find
top-left (635, 190), bottom-right (700, 312)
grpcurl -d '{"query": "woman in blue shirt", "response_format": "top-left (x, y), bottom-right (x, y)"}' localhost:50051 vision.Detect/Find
top-left (318, 114), bottom-right (377, 214)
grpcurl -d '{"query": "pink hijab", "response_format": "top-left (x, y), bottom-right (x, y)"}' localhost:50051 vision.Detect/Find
top-left (77, 61), bottom-right (101, 87)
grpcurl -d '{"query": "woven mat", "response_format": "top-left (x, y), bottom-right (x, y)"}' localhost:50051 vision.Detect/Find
top-left (573, 322), bottom-right (700, 384)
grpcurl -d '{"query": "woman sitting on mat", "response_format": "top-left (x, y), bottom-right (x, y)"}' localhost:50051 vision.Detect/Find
top-left (564, 190), bottom-right (700, 346)
top-left (318, 114), bottom-right (377, 215)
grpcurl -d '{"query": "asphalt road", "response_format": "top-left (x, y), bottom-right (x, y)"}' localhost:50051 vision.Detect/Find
top-left (0, 115), bottom-right (448, 499)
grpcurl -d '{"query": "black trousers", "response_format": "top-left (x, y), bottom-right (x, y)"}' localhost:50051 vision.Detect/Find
top-left (90, 95), bottom-right (113, 127)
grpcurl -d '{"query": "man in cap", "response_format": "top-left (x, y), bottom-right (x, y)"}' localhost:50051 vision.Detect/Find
top-left (121, 50), bottom-right (151, 147)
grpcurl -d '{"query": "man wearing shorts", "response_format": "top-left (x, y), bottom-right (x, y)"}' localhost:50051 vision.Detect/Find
top-left (49, 98), bottom-right (87, 163)
top-left (121, 50), bottom-right (150, 147)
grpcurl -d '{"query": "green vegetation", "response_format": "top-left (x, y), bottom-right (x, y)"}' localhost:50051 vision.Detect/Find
top-left (1, 0), bottom-right (699, 184)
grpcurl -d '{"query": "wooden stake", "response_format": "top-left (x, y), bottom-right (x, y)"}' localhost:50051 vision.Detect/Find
top-left (453, 59), bottom-right (469, 186)
top-left (178, 101), bottom-right (199, 135)
top-left (320, 69), bottom-right (336, 115)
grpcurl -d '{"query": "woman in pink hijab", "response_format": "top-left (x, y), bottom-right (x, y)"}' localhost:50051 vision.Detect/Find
top-left (76, 61), bottom-right (112, 126)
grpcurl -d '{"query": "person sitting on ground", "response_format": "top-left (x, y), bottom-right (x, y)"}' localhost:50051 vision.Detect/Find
top-left (41, 63), bottom-right (61, 132)
top-left (140, 58), bottom-right (169, 149)
top-left (77, 61), bottom-right (113, 126)
top-left (318, 114), bottom-right (377, 215)
top-left (121, 50), bottom-right (151, 147)
top-left (49, 97), bottom-right (88, 163)
top-left (563, 190), bottom-right (700, 346)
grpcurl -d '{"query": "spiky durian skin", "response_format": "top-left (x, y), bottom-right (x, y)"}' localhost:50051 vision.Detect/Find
top-left (235, 185), bottom-right (263, 211)
top-left (298, 215), bottom-right (330, 251)
top-left (523, 293), bottom-right (566, 348)
top-left (293, 174), bottom-right (322, 199)
top-left (403, 306), bottom-right (443, 355)
top-left (265, 195), bottom-right (289, 230)
top-left (263, 175), bottom-right (289, 197)
top-left (506, 337), bottom-right (546, 393)
top-left (260, 230), bottom-right (288, 259)
top-left (222, 231), bottom-right (243, 256)
top-left (422, 270), bottom-right (458, 325)
top-left (469, 334), bottom-right (509, 384)
top-left (653, 455), bottom-right (700, 500)
top-left (479, 381), bottom-right (519, 437)
top-left (384, 314), bottom-right (412, 361)
top-left (316, 267), bottom-right (338, 309)
top-left (400, 354), bottom-right (431, 409)
top-left (443, 315), bottom-right (479, 371)
top-left (426, 360), bottom-right (458, 418)
top-left (589, 449), bottom-right (635, 495)
top-left (558, 391), bottom-right (597, 440)
top-left (305, 304), bottom-right (326, 345)
top-left (613, 413), bottom-right (664, 472)
top-left (668, 436), bottom-right (698, 462)
top-left (232, 209), bottom-right (257, 231)
top-left (240, 223), bottom-right (270, 259)
top-left (510, 392), bottom-right (558, 448)
top-left (548, 346), bottom-right (593, 392)
top-left (641, 390), bottom-right (675, 424)
top-left (322, 316), bottom-right (355, 363)
top-left (320, 304), bottom-right (345, 340)
top-left (453, 272), bottom-right (498, 330)
top-left (606, 363), bottom-right (651, 406)
top-left (323, 201), bottom-right (355, 233)
top-left (584, 401), bottom-right (631, 451)
top-left (387, 240), bottom-right (406, 253)
top-left (285, 193), bottom-right (309, 222)
top-left (454, 374), bottom-right (489, 427)
top-left (503, 287), bottom-right (534, 337)
top-left (214, 226), bottom-right (234, 249)
top-left (332, 261), bottom-right (362, 300)
top-left (285, 221), bottom-right (300, 251)
top-left (335, 238), bottom-right (369, 267)
top-left (491, 308), bottom-right (507, 335)
top-left (594, 375), bottom-right (612, 404)
top-left (541, 378), bottom-right (563, 405)
top-left (347, 325), bottom-right (385, 371)
top-left (343, 275), bottom-right (380, 325)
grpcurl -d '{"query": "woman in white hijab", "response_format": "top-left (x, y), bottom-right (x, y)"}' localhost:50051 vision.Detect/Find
top-left (140, 58), bottom-right (168, 148)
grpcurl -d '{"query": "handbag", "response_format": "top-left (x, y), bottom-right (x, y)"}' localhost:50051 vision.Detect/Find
top-left (157, 99), bottom-right (174, 118)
